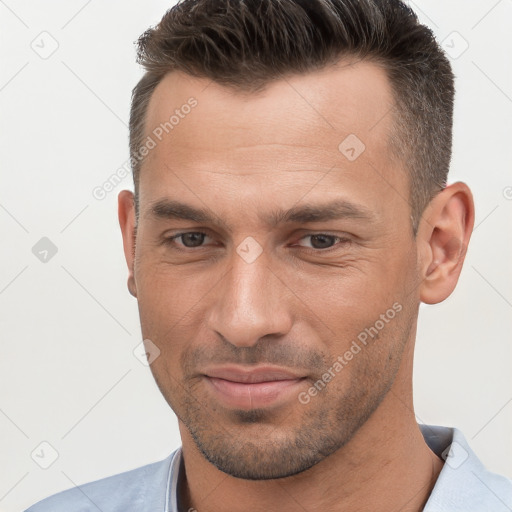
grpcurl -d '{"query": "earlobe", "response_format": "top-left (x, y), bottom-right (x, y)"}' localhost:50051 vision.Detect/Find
top-left (418, 182), bottom-right (474, 305)
top-left (118, 190), bottom-right (138, 298)
top-left (127, 275), bottom-right (138, 298)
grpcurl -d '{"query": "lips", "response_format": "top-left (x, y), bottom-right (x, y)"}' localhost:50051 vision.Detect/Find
top-left (203, 366), bottom-right (304, 383)
top-left (202, 365), bottom-right (307, 409)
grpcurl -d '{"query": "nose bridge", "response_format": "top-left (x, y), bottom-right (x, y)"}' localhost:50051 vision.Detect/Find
top-left (207, 244), bottom-right (292, 347)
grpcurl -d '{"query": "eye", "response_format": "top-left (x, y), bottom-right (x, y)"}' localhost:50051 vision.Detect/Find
top-left (162, 231), bottom-right (350, 253)
top-left (295, 233), bottom-right (350, 251)
top-left (164, 231), bottom-right (212, 249)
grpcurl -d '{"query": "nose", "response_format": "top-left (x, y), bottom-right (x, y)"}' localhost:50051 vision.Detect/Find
top-left (206, 244), bottom-right (293, 348)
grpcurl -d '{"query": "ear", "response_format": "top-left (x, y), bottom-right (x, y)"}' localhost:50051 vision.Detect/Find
top-left (118, 190), bottom-right (138, 298)
top-left (417, 182), bottom-right (475, 305)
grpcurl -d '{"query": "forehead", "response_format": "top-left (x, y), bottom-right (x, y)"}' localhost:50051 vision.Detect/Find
top-left (139, 60), bottom-right (406, 226)
top-left (145, 59), bottom-right (395, 154)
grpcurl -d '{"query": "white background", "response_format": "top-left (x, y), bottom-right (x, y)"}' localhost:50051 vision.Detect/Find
top-left (1, 1), bottom-right (511, 511)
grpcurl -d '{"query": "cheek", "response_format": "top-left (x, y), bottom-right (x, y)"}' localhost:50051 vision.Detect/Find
top-left (290, 267), bottom-right (399, 328)
top-left (135, 263), bottom-right (214, 371)
top-left (288, 259), bottom-right (415, 362)
top-left (136, 259), bottom-right (205, 321)
top-left (321, 302), bottom-right (413, 397)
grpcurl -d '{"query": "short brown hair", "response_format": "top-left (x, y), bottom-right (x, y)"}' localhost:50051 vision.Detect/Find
top-left (129, 0), bottom-right (454, 231)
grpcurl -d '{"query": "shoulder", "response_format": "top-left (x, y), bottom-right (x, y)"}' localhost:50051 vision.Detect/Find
top-left (24, 450), bottom-right (179, 512)
top-left (422, 425), bottom-right (512, 512)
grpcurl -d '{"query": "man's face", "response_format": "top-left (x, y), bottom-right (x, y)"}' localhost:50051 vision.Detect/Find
top-left (128, 61), bottom-right (421, 479)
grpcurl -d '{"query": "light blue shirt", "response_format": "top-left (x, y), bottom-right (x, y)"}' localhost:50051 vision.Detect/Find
top-left (25, 424), bottom-right (512, 511)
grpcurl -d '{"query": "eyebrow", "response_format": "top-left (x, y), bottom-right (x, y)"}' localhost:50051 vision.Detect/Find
top-left (146, 198), bottom-right (376, 228)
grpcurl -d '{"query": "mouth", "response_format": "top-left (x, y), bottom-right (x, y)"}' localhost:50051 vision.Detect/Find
top-left (201, 365), bottom-right (308, 409)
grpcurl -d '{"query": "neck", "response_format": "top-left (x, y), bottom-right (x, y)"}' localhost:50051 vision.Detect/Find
top-left (177, 390), bottom-right (444, 512)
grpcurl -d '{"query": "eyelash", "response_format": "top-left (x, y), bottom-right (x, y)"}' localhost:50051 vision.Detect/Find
top-left (162, 231), bottom-right (351, 253)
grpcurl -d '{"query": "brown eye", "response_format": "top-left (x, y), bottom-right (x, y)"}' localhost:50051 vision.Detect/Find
top-left (179, 232), bottom-right (207, 247)
top-left (297, 234), bottom-right (348, 250)
top-left (164, 231), bottom-right (212, 249)
top-left (308, 234), bottom-right (337, 249)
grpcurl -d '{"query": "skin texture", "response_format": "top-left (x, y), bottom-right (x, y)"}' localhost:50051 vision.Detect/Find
top-left (118, 60), bottom-right (474, 511)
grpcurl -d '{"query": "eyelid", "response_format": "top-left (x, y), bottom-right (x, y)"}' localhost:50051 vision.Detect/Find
top-left (162, 230), bottom-right (352, 252)
top-left (292, 233), bottom-right (352, 251)
top-left (163, 230), bottom-right (212, 248)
